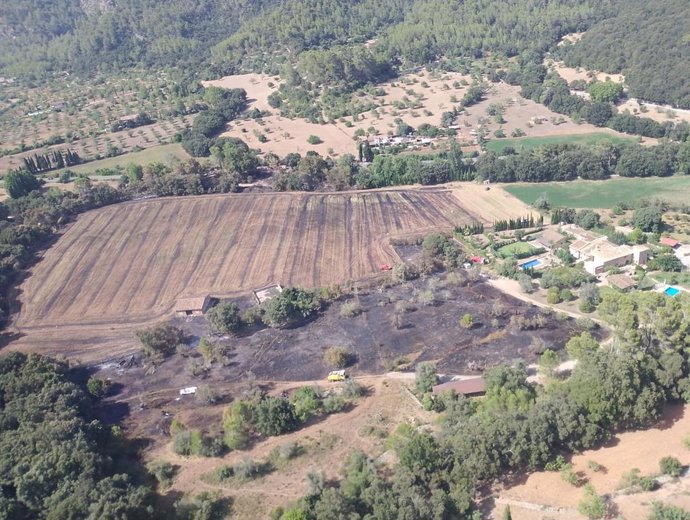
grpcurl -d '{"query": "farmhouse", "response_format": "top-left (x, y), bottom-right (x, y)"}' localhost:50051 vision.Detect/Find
top-left (432, 376), bottom-right (486, 397)
top-left (174, 295), bottom-right (212, 316)
top-left (569, 236), bottom-right (649, 275)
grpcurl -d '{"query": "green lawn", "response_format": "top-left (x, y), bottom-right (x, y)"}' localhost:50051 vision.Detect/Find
top-left (504, 176), bottom-right (690, 209)
top-left (48, 143), bottom-right (189, 177)
top-left (485, 132), bottom-right (636, 154)
top-left (498, 241), bottom-right (537, 257)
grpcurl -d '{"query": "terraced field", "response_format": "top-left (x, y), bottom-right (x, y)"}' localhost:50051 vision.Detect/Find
top-left (12, 189), bottom-right (477, 360)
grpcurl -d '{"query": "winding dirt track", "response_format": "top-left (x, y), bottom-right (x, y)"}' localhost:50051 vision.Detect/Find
top-left (10, 188), bottom-right (476, 361)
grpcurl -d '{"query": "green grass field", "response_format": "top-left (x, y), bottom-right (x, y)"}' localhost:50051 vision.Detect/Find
top-left (485, 132), bottom-right (636, 154)
top-left (504, 176), bottom-right (690, 209)
top-left (498, 241), bottom-right (537, 257)
top-left (49, 143), bottom-right (189, 177)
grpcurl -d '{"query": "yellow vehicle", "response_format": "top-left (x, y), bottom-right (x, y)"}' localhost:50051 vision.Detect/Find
top-left (327, 370), bottom-right (347, 382)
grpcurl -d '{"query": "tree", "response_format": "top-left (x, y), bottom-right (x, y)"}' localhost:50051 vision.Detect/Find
top-left (502, 505), bottom-right (513, 520)
top-left (581, 101), bottom-right (613, 127)
top-left (632, 207), bottom-right (663, 233)
top-left (587, 81), bottom-right (624, 103)
top-left (547, 287), bottom-right (562, 304)
top-left (649, 254), bottom-right (683, 272)
top-left (261, 288), bottom-right (320, 328)
top-left (539, 349), bottom-right (560, 378)
top-left (518, 273), bottom-right (534, 293)
top-left (206, 302), bottom-right (241, 334)
top-left (415, 362), bottom-right (438, 394)
top-left (136, 322), bottom-right (185, 360)
top-left (566, 332), bottom-right (599, 360)
top-left (255, 397), bottom-right (299, 436)
top-left (575, 210), bottom-right (600, 230)
top-left (307, 135), bottom-right (322, 145)
top-left (579, 283), bottom-right (601, 308)
top-left (4, 169), bottom-right (41, 198)
top-left (210, 138), bottom-right (258, 177)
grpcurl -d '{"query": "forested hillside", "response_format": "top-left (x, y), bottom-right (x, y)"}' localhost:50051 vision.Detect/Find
top-left (0, 0), bottom-right (279, 76)
top-left (377, 0), bottom-right (600, 64)
top-left (559, 0), bottom-right (690, 108)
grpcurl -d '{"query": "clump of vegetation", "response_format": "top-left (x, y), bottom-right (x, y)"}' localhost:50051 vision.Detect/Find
top-left (136, 322), bottom-right (186, 361)
top-left (324, 347), bottom-right (355, 368)
top-left (340, 300), bottom-right (363, 317)
top-left (261, 287), bottom-right (321, 328)
top-left (148, 461), bottom-right (177, 489)
top-left (307, 135), bottom-right (323, 145)
top-left (659, 456), bottom-right (683, 477)
top-left (206, 302), bottom-right (242, 334)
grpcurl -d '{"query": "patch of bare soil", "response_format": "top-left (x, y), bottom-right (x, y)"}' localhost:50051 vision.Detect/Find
top-left (492, 404), bottom-right (690, 519)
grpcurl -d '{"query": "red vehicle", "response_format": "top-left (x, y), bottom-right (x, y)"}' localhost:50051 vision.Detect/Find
top-left (380, 264), bottom-right (393, 271)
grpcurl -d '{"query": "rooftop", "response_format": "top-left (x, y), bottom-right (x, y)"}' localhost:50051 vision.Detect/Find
top-left (660, 237), bottom-right (680, 248)
top-left (432, 376), bottom-right (486, 396)
top-left (607, 274), bottom-right (638, 290)
top-left (174, 296), bottom-right (210, 312)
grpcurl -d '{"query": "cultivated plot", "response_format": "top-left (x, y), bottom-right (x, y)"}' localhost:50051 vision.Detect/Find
top-left (15, 189), bottom-right (473, 332)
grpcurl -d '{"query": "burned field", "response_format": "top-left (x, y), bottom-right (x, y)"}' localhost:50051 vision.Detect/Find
top-left (214, 276), bottom-right (589, 381)
top-left (11, 188), bottom-right (476, 360)
top-left (97, 273), bottom-right (592, 415)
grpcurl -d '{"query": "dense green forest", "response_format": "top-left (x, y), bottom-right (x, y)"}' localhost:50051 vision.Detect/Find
top-left (0, 353), bottom-right (153, 519)
top-left (559, 0), bottom-right (690, 108)
top-left (0, 0), bottom-right (279, 76)
top-left (2, 0), bottom-right (688, 109)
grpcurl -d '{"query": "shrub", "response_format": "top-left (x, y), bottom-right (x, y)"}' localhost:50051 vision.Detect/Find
top-left (307, 135), bottom-right (322, 145)
top-left (86, 377), bottom-right (110, 399)
top-left (324, 347), bottom-right (354, 368)
top-left (577, 484), bottom-right (606, 519)
top-left (342, 379), bottom-right (366, 399)
top-left (587, 460), bottom-right (603, 472)
top-left (148, 461), bottom-right (177, 489)
top-left (340, 300), bottom-right (363, 317)
top-left (459, 313), bottom-right (474, 329)
top-left (660, 456), bottom-right (683, 477)
top-left (322, 394), bottom-right (345, 414)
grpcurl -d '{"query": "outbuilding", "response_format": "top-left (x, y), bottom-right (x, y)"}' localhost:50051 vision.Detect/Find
top-left (174, 295), bottom-right (212, 316)
top-left (432, 377), bottom-right (486, 397)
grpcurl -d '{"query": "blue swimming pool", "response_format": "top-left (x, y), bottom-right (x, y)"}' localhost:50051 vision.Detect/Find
top-left (521, 259), bottom-right (541, 270)
top-left (665, 286), bottom-right (681, 297)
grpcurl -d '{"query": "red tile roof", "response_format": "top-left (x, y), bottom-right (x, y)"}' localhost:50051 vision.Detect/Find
top-left (660, 237), bottom-right (680, 248)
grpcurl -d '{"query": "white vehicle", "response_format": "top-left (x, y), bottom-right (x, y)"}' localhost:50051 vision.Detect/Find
top-left (179, 386), bottom-right (198, 395)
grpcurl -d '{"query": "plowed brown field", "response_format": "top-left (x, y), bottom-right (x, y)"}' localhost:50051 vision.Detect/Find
top-left (11, 188), bottom-right (482, 361)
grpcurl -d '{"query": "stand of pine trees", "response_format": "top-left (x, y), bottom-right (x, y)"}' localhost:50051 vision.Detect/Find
top-left (22, 149), bottom-right (81, 174)
top-left (494, 214), bottom-right (542, 232)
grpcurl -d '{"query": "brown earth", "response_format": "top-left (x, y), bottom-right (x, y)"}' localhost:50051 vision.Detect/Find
top-left (206, 71), bottom-right (635, 158)
top-left (492, 403), bottom-right (690, 519)
top-left (9, 187), bottom-right (494, 362)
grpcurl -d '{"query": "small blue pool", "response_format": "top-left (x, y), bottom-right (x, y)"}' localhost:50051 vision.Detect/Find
top-left (521, 259), bottom-right (541, 270)
top-left (665, 286), bottom-right (681, 297)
